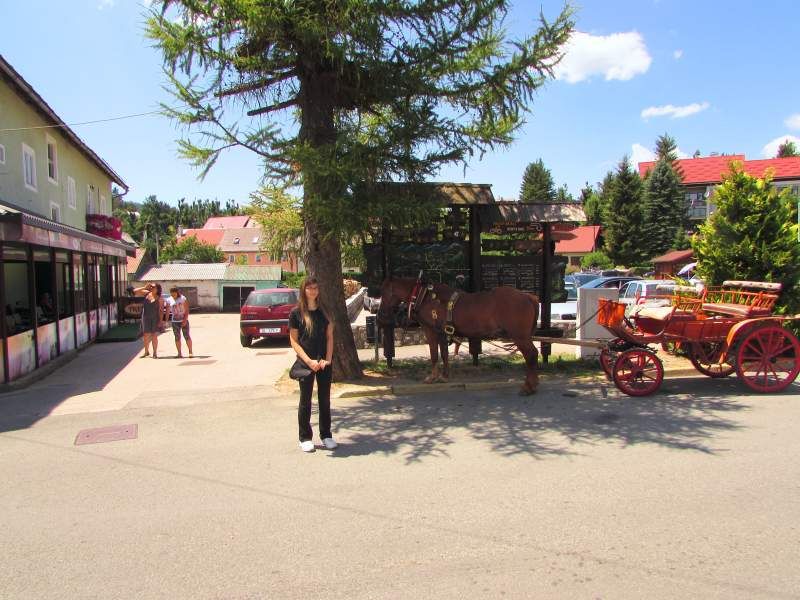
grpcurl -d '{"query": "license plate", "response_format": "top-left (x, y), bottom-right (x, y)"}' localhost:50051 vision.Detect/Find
top-left (260, 327), bottom-right (281, 334)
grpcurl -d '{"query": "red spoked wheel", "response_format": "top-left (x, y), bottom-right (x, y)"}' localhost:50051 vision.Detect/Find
top-left (612, 348), bottom-right (664, 396)
top-left (734, 325), bottom-right (800, 393)
top-left (599, 339), bottom-right (633, 380)
top-left (689, 341), bottom-right (735, 378)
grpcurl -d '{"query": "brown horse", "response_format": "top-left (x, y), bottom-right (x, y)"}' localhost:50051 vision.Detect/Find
top-left (377, 277), bottom-right (541, 395)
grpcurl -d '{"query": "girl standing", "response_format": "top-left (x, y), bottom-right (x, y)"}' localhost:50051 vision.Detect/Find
top-left (289, 277), bottom-right (336, 452)
top-left (134, 283), bottom-right (165, 358)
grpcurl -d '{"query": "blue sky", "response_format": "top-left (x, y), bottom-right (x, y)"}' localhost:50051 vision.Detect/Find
top-left (2, 0), bottom-right (799, 206)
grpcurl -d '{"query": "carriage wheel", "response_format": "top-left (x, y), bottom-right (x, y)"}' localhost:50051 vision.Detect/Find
top-left (689, 341), bottom-right (735, 378)
top-left (612, 349), bottom-right (664, 396)
top-left (734, 326), bottom-right (800, 393)
top-left (599, 339), bottom-right (632, 379)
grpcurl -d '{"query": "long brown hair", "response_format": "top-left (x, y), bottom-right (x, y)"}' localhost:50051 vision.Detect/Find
top-left (297, 276), bottom-right (329, 335)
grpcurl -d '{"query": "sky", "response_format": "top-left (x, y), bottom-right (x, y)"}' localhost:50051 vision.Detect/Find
top-left (2, 0), bottom-right (799, 207)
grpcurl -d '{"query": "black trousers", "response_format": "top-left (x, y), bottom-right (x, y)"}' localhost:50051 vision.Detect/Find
top-left (298, 366), bottom-right (332, 442)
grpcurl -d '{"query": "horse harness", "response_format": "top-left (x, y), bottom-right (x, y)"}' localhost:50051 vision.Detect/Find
top-left (406, 281), bottom-right (460, 342)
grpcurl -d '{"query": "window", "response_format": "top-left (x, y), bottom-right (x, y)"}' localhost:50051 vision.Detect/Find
top-left (233, 237), bottom-right (240, 245)
top-left (100, 195), bottom-right (107, 215)
top-left (87, 186), bottom-right (94, 213)
top-left (0, 144), bottom-right (5, 164)
top-left (252, 236), bottom-right (259, 244)
top-left (67, 176), bottom-right (76, 209)
top-left (46, 135), bottom-right (58, 184)
top-left (50, 202), bottom-right (61, 223)
top-left (255, 254), bottom-right (261, 263)
top-left (229, 255), bottom-right (235, 263)
top-left (34, 249), bottom-right (56, 325)
top-left (22, 143), bottom-right (37, 191)
top-left (3, 245), bottom-right (32, 336)
top-left (685, 191), bottom-right (707, 219)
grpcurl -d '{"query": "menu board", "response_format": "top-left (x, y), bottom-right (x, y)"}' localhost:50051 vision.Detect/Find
top-left (481, 258), bottom-right (543, 294)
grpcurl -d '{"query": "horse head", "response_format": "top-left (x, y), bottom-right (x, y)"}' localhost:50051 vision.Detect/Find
top-left (377, 277), bottom-right (418, 328)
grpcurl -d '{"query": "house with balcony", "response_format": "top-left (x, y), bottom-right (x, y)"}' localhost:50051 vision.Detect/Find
top-left (0, 55), bottom-right (133, 383)
top-left (638, 154), bottom-right (800, 224)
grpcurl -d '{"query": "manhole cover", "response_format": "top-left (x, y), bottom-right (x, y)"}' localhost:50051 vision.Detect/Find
top-left (179, 360), bottom-right (216, 366)
top-left (75, 424), bottom-right (138, 446)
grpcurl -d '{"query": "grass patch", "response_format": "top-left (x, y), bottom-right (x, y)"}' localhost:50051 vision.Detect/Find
top-left (361, 353), bottom-right (599, 380)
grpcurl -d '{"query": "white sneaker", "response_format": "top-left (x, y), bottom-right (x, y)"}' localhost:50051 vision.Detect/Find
top-left (322, 437), bottom-right (338, 450)
top-left (299, 440), bottom-right (315, 452)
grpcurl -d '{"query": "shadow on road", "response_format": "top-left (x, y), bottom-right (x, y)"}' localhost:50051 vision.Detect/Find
top-left (0, 340), bottom-right (142, 433)
top-left (332, 376), bottom-right (755, 463)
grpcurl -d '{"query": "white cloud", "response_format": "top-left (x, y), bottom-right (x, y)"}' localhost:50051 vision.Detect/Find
top-left (761, 134), bottom-right (800, 158)
top-left (641, 102), bottom-right (710, 120)
top-left (673, 49), bottom-right (683, 60)
top-left (554, 31), bottom-right (652, 83)
top-left (786, 114), bottom-right (800, 130)
top-left (97, 0), bottom-right (114, 9)
top-left (631, 143), bottom-right (655, 166)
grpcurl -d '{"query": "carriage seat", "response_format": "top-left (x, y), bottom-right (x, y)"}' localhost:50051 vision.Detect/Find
top-left (700, 303), bottom-right (772, 318)
top-left (630, 305), bottom-right (693, 321)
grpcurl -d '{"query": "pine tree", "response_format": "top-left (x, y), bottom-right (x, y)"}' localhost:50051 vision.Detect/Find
top-left (519, 159), bottom-right (556, 203)
top-left (694, 165), bottom-right (800, 314)
top-left (641, 159), bottom-right (684, 257)
top-left (603, 157), bottom-right (646, 266)
top-left (147, 1), bottom-right (574, 378)
top-left (777, 140), bottom-right (799, 158)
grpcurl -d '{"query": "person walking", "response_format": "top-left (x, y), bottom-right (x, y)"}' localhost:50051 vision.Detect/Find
top-left (168, 286), bottom-right (193, 358)
top-left (289, 277), bottom-right (336, 453)
top-left (134, 283), bottom-right (164, 358)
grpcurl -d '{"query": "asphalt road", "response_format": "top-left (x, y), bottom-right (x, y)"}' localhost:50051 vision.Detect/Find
top-left (1, 314), bottom-right (799, 599)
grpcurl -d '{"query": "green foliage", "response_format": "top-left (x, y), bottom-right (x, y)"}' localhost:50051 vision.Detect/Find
top-left (777, 140), bottom-right (799, 158)
top-left (159, 235), bottom-right (225, 264)
top-left (582, 190), bottom-right (603, 225)
top-left (282, 271), bottom-right (306, 290)
top-left (672, 227), bottom-right (692, 250)
top-left (519, 159), bottom-right (556, 203)
top-left (248, 187), bottom-right (304, 264)
top-left (655, 133), bottom-right (679, 162)
top-left (642, 159), bottom-right (685, 258)
top-left (580, 250), bottom-right (613, 270)
top-left (602, 158), bottom-right (647, 266)
top-left (555, 184), bottom-right (573, 203)
top-left (693, 165), bottom-right (800, 314)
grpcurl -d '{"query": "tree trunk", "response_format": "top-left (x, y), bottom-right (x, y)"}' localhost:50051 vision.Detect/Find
top-left (304, 219), bottom-right (363, 381)
top-left (299, 62), bottom-right (363, 381)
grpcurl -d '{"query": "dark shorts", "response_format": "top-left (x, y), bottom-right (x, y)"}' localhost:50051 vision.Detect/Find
top-left (172, 321), bottom-right (191, 340)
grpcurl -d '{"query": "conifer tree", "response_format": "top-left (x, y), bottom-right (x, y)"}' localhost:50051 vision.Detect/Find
top-left (603, 157), bottom-right (646, 266)
top-left (694, 165), bottom-right (800, 314)
top-left (519, 159), bottom-right (556, 203)
top-left (147, 1), bottom-right (574, 379)
top-left (641, 158), bottom-right (684, 257)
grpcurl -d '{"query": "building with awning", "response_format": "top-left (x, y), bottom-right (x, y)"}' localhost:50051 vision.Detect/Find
top-left (0, 54), bottom-right (134, 383)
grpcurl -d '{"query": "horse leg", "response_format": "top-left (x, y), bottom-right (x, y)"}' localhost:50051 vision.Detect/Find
top-left (516, 339), bottom-right (539, 395)
top-left (423, 327), bottom-right (441, 384)
top-left (439, 334), bottom-right (450, 382)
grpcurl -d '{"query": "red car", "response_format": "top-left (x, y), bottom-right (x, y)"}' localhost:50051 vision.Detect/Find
top-left (239, 288), bottom-right (299, 347)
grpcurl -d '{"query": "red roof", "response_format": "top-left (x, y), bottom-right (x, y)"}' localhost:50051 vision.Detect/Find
top-left (177, 228), bottom-right (225, 246)
top-left (555, 225), bottom-right (601, 254)
top-left (639, 155), bottom-right (800, 186)
top-left (127, 248), bottom-right (148, 274)
top-left (651, 249), bottom-right (694, 264)
top-left (202, 215), bottom-right (250, 229)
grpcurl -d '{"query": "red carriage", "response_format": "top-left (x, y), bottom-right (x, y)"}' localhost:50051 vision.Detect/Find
top-left (596, 281), bottom-right (800, 396)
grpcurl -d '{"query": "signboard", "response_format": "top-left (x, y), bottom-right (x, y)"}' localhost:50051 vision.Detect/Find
top-left (119, 297), bottom-right (144, 322)
top-left (481, 256), bottom-right (543, 293)
top-left (487, 222), bottom-right (543, 234)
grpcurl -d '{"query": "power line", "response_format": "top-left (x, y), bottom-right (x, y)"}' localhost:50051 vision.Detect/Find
top-left (0, 110), bottom-right (162, 132)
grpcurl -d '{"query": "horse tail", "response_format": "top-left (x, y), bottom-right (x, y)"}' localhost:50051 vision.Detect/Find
top-left (526, 293), bottom-right (540, 335)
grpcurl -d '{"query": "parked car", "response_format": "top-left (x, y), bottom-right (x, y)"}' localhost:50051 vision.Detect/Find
top-left (578, 275), bottom-right (643, 292)
top-left (239, 288), bottom-right (299, 347)
top-left (567, 272), bottom-right (603, 288)
top-left (618, 280), bottom-right (676, 306)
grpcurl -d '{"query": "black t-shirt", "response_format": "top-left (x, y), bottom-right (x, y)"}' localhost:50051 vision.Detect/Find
top-left (289, 307), bottom-right (329, 359)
